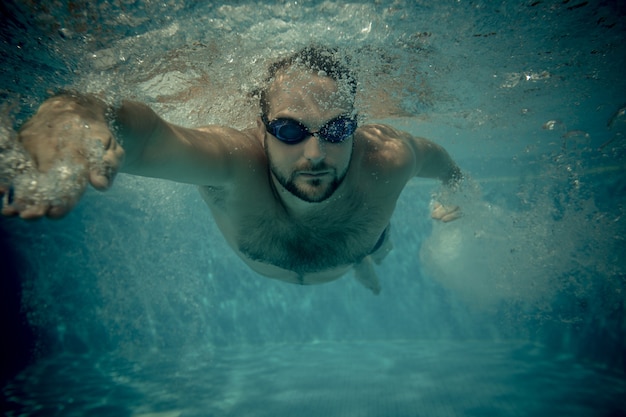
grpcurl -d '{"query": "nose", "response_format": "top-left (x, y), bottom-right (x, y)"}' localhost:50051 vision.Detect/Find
top-left (302, 134), bottom-right (325, 163)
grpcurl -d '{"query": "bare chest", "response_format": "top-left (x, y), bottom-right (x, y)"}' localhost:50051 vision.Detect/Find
top-left (200, 185), bottom-right (390, 276)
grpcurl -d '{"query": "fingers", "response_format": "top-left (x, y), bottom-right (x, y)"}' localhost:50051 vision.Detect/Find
top-left (3, 191), bottom-right (83, 220)
top-left (1, 189), bottom-right (49, 219)
top-left (431, 202), bottom-right (462, 223)
top-left (89, 157), bottom-right (115, 190)
top-left (17, 204), bottom-right (47, 220)
top-left (1, 95), bottom-right (119, 220)
top-left (1, 166), bottom-right (88, 220)
top-left (0, 137), bottom-right (120, 220)
top-left (440, 209), bottom-right (462, 222)
top-left (1, 191), bottom-right (19, 217)
top-left (46, 195), bottom-right (82, 219)
top-left (88, 136), bottom-right (124, 190)
top-left (430, 202), bottom-right (444, 220)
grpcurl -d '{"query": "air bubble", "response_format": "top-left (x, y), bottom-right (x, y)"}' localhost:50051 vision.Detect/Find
top-left (542, 120), bottom-right (564, 131)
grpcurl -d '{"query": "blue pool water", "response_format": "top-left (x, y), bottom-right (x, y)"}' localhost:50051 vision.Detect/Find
top-left (1, 1), bottom-right (625, 416)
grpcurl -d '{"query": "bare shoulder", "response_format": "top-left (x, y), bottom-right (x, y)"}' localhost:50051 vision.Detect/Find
top-left (355, 123), bottom-right (416, 172)
top-left (155, 124), bottom-right (265, 187)
top-left (194, 125), bottom-right (261, 148)
top-left (357, 123), bottom-right (413, 141)
top-left (189, 125), bottom-right (265, 163)
top-left (356, 123), bottom-right (461, 186)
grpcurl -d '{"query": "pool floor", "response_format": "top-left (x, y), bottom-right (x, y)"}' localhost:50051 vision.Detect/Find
top-left (3, 340), bottom-right (625, 417)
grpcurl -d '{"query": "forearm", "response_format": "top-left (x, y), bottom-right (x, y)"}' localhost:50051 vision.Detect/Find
top-left (17, 93), bottom-right (205, 185)
top-left (28, 96), bottom-right (193, 178)
top-left (18, 93), bottom-right (244, 188)
top-left (111, 100), bottom-right (244, 185)
top-left (426, 148), bottom-right (462, 187)
top-left (412, 138), bottom-right (462, 187)
top-left (111, 100), bottom-right (164, 173)
top-left (4, 92), bottom-right (226, 219)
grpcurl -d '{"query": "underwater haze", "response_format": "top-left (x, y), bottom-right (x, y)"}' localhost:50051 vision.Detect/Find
top-left (1, 0), bottom-right (625, 416)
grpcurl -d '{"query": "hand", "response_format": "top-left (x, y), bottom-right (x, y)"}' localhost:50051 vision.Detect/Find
top-left (0, 95), bottom-right (124, 219)
top-left (431, 201), bottom-right (461, 222)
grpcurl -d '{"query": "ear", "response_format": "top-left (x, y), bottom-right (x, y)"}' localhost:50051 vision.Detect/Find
top-left (256, 116), bottom-right (265, 132)
top-left (256, 116), bottom-right (267, 146)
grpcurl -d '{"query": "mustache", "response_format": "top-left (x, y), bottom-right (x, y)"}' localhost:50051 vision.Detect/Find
top-left (295, 162), bottom-right (332, 172)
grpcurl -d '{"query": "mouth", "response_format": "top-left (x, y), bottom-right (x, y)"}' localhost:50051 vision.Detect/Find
top-left (298, 171), bottom-right (331, 178)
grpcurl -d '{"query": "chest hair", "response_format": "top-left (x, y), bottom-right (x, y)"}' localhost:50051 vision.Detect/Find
top-left (236, 195), bottom-right (381, 274)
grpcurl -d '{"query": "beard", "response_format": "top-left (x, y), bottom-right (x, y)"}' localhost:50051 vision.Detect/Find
top-left (273, 166), bottom-right (343, 203)
top-left (265, 142), bottom-right (350, 203)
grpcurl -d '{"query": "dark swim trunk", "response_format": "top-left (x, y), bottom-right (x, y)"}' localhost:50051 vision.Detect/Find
top-left (370, 224), bottom-right (390, 255)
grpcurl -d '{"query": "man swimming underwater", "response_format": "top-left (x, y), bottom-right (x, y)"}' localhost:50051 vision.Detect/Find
top-left (0, 45), bottom-right (462, 294)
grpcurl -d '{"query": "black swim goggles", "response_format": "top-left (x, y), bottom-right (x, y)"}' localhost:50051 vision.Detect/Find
top-left (262, 114), bottom-right (357, 144)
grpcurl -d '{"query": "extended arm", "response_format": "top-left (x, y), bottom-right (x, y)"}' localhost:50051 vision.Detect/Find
top-left (359, 123), bottom-right (461, 186)
top-left (404, 134), bottom-right (462, 187)
top-left (362, 123), bottom-right (462, 222)
top-left (406, 135), bottom-right (463, 222)
top-left (0, 94), bottom-right (253, 219)
top-left (113, 100), bottom-right (254, 185)
top-left (410, 137), bottom-right (463, 222)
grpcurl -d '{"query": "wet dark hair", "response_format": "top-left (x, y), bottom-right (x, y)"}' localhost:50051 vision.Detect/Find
top-left (259, 45), bottom-right (357, 117)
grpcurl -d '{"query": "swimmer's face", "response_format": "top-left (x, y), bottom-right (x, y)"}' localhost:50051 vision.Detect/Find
top-left (261, 69), bottom-right (355, 203)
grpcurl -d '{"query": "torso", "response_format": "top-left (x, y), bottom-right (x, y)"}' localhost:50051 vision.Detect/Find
top-left (198, 124), bottom-right (415, 285)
